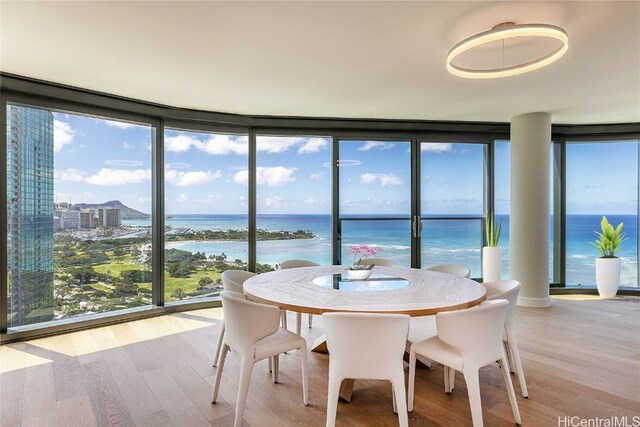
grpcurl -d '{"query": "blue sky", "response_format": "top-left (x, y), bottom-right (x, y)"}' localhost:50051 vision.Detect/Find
top-left (52, 111), bottom-right (638, 216)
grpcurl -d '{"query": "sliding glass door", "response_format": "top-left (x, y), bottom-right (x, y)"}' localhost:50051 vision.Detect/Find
top-left (419, 142), bottom-right (486, 277)
top-left (337, 139), bottom-right (412, 267)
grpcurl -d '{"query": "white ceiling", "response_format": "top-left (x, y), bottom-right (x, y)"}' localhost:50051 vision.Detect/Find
top-left (1, 1), bottom-right (639, 124)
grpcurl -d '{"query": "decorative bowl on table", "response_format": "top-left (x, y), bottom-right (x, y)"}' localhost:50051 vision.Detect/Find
top-left (346, 268), bottom-right (373, 280)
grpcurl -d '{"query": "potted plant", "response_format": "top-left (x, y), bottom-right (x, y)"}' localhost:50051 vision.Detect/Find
top-left (592, 216), bottom-right (626, 298)
top-left (347, 244), bottom-right (379, 280)
top-left (483, 212), bottom-right (502, 282)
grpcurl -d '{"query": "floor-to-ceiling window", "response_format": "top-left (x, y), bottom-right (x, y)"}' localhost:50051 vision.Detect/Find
top-left (2, 79), bottom-right (638, 340)
top-left (163, 127), bottom-right (249, 302)
top-left (6, 103), bottom-right (154, 328)
top-left (255, 135), bottom-right (332, 270)
top-left (420, 142), bottom-right (485, 277)
top-left (338, 139), bottom-right (412, 267)
top-left (565, 140), bottom-right (639, 288)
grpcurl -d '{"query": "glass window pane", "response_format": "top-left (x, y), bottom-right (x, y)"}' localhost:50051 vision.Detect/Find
top-left (6, 104), bottom-right (153, 328)
top-left (339, 140), bottom-right (411, 266)
top-left (566, 141), bottom-right (638, 288)
top-left (255, 135), bottom-right (332, 270)
top-left (163, 128), bottom-right (248, 302)
top-left (421, 142), bottom-right (485, 276)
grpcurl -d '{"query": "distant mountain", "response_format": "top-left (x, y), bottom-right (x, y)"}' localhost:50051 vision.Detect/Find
top-left (72, 200), bottom-right (151, 220)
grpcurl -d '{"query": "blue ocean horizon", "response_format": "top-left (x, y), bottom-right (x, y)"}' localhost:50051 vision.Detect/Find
top-left (124, 213), bottom-right (638, 288)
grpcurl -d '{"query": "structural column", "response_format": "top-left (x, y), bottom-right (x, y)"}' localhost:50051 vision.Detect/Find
top-left (510, 113), bottom-right (551, 307)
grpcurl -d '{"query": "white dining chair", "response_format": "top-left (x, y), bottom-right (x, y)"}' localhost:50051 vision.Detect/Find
top-left (357, 257), bottom-right (398, 267)
top-left (426, 263), bottom-right (471, 278)
top-left (323, 312), bottom-right (410, 427)
top-left (408, 300), bottom-right (521, 427)
top-left (212, 292), bottom-right (309, 427)
top-left (279, 259), bottom-right (320, 333)
top-left (212, 270), bottom-right (256, 367)
top-left (483, 280), bottom-right (528, 398)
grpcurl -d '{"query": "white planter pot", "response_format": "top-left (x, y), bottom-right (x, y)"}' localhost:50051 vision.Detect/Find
top-left (347, 269), bottom-right (372, 281)
top-left (596, 257), bottom-right (621, 299)
top-left (482, 246), bottom-right (502, 283)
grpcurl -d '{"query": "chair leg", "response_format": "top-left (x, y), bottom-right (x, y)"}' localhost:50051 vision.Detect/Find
top-left (234, 357), bottom-right (255, 427)
top-left (211, 343), bottom-right (229, 403)
top-left (326, 373), bottom-right (342, 427)
top-left (504, 340), bottom-right (516, 374)
top-left (308, 313), bottom-right (313, 329)
top-left (392, 373), bottom-right (409, 427)
top-left (500, 355), bottom-right (522, 425)
top-left (506, 332), bottom-right (528, 398)
top-left (444, 366), bottom-right (451, 393)
top-left (272, 354), bottom-right (279, 383)
top-left (213, 321), bottom-right (225, 367)
top-left (449, 367), bottom-right (456, 391)
top-left (463, 368), bottom-right (483, 427)
top-left (300, 346), bottom-right (309, 405)
top-left (407, 348), bottom-right (417, 412)
top-left (281, 310), bottom-right (288, 329)
top-left (296, 312), bottom-right (302, 336)
top-left (268, 356), bottom-right (272, 373)
top-left (392, 383), bottom-right (397, 413)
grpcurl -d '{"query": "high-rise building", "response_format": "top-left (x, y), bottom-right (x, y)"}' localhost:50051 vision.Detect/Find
top-left (6, 105), bottom-right (55, 327)
top-left (101, 208), bottom-right (121, 227)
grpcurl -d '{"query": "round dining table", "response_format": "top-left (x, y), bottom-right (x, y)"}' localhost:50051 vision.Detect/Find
top-left (243, 265), bottom-right (486, 317)
top-left (243, 265), bottom-right (486, 401)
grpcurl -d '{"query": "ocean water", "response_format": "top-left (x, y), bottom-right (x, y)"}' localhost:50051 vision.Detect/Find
top-left (124, 214), bottom-right (638, 288)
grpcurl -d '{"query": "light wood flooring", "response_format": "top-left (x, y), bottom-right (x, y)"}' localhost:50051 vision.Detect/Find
top-left (1, 295), bottom-right (638, 426)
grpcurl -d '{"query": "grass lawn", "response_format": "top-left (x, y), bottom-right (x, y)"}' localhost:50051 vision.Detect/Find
top-left (93, 254), bottom-right (221, 302)
top-left (165, 268), bottom-right (221, 301)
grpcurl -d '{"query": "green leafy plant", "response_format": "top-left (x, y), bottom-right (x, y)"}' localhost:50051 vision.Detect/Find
top-left (485, 212), bottom-right (502, 247)
top-left (592, 216), bottom-right (626, 258)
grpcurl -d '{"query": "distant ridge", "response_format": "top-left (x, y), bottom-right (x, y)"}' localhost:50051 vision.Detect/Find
top-left (72, 200), bottom-right (151, 220)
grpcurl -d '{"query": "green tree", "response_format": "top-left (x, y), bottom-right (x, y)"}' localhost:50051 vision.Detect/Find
top-left (171, 288), bottom-right (187, 300)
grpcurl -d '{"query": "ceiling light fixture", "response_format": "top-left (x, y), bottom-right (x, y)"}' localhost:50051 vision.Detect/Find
top-left (446, 22), bottom-right (569, 79)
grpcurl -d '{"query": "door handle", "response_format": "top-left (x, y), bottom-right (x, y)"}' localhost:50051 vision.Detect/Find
top-left (412, 216), bottom-right (423, 238)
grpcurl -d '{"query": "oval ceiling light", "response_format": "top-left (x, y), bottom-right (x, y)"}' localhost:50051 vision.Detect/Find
top-left (446, 22), bottom-right (569, 79)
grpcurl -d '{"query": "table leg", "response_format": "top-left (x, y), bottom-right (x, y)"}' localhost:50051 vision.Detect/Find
top-left (311, 334), bottom-right (328, 353)
top-left (339, 379), bottom-right (356, 402)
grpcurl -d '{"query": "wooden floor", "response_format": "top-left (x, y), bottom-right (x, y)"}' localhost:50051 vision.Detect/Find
top-left (1, 295), bottom-right (638, 427)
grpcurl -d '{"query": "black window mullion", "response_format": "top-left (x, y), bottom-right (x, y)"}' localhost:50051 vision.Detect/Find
top-left (152, 119), bottom-right (165, 306)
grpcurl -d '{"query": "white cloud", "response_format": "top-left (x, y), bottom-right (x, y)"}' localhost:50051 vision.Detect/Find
top-left (54, 120), bottom-right (76, 153)
top-left (298, 138), bottom-right (329, 154)
top-left (85, 168), bottom-right (151, 186)
top-left (165, 134), bottom-right (248, 155)
top-left (122, 142), bottom-right (134, 149)
top-left (233, 170), bottom-right (249, 185)
top-left (358, 141), bottom-right (395, 151)
top-left (421, 143), bottom-right (453, 153)
top-left (103, 119), bottom-right (138, 129)
top-left (265, 196), bottom-right (287, 207)
top-left (55, 168), bottom-right (86, 183)
top-left (310, 172), bottom-right (324, 180)
top-left (200, 134), bottom-right (248, 155)
top-left (165, 169), bottom-right (222, 186)
top-left (257, 136), bottom-right (300, 153)
top-left (165, 134), bottom-right (199, 153)
top-left (176, 193), bottom-right (189, 202)
top-left (360, 173), bottom-right (403, 186)
top-left (233, 166), bottom-right (297, 187)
